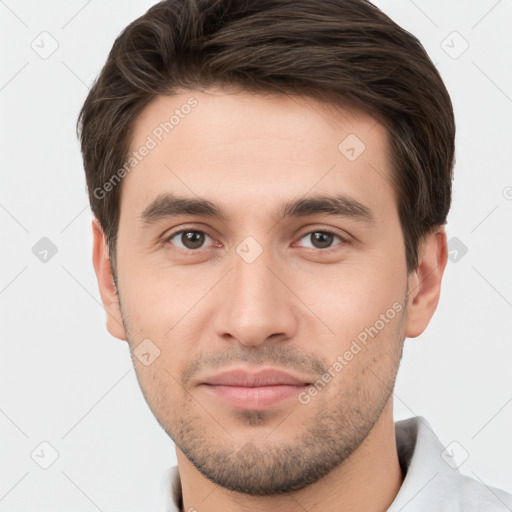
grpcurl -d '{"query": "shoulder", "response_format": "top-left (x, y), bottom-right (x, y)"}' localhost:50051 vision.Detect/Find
top-left (455, 473), bottom-right (512, 511)
top-left (390, 416), bottom-right (512, 511)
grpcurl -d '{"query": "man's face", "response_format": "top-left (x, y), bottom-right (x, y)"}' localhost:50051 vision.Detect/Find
top-left (106, 87), bottom-right (413, 494)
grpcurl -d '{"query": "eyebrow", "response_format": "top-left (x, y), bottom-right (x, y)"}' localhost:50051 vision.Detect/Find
top-left (139, 192), bottom-right (375, 226)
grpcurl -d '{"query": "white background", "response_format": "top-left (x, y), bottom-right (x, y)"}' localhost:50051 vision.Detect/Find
top-left (0, 0), bottom-right (511, 510)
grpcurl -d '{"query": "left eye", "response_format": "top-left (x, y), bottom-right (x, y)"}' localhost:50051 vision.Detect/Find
top-left (297, 230), bottom-right (345, 250)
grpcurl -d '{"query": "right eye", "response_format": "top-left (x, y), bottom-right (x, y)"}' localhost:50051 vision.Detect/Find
top-left (165, 228), bottom-right (218, 252)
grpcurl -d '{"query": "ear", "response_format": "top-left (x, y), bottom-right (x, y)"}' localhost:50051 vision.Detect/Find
top-left (405, 227), bottom-right (448, 338)
top-left (91, 217), bottom-right (127, 341)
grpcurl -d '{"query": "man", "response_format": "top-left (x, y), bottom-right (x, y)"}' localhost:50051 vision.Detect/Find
top-left (76, 0), bottom-right (512, 510)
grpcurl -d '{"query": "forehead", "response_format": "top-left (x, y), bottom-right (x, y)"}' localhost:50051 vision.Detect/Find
top-left (120, 87), bottom-right (396, 221)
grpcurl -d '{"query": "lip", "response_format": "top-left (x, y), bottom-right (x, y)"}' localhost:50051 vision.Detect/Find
top-left (200, 368), bottom-right (312, 410)
top-left (202, 368), bottom-right (311, 387)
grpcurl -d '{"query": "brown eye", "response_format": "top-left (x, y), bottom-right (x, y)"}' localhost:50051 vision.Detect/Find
top-left (167, 230), bottom-right (213, 251)
top-left (298, 230), bottom-right (346, 250)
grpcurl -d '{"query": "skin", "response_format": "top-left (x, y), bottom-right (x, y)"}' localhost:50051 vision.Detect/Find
top-left (92, 87), bottom-right (447, 512)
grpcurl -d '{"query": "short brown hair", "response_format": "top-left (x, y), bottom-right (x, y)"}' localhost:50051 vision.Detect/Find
top-left (77, 0), bottom-right (455, 276)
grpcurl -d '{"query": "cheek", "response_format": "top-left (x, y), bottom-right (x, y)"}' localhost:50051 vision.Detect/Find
top-left (131, 357), bottom-right (185, 431)
top-left (117, 261), bottom-right (206, 377)
top-left (117, 251), bottom-right (203, 337)
top-left (294, 257), bottom-right (406, 337)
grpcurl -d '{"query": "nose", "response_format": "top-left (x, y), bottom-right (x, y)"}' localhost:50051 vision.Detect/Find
top-left (212, 247), bottom-right (299, 348)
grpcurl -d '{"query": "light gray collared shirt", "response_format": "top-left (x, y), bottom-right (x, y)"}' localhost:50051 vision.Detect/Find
top-left (153, 416), bottom-right (512, 511)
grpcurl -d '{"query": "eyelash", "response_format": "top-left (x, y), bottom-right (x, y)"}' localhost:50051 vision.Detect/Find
top-left (164, 227), bottom-right (349, 253)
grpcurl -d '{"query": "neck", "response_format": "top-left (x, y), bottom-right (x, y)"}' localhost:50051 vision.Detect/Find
top-left (175, 403), bottom-right (403, 512)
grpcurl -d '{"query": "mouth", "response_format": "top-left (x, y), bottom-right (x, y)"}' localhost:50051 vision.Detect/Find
top-left (200, 368), bottom-right (312, 410)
